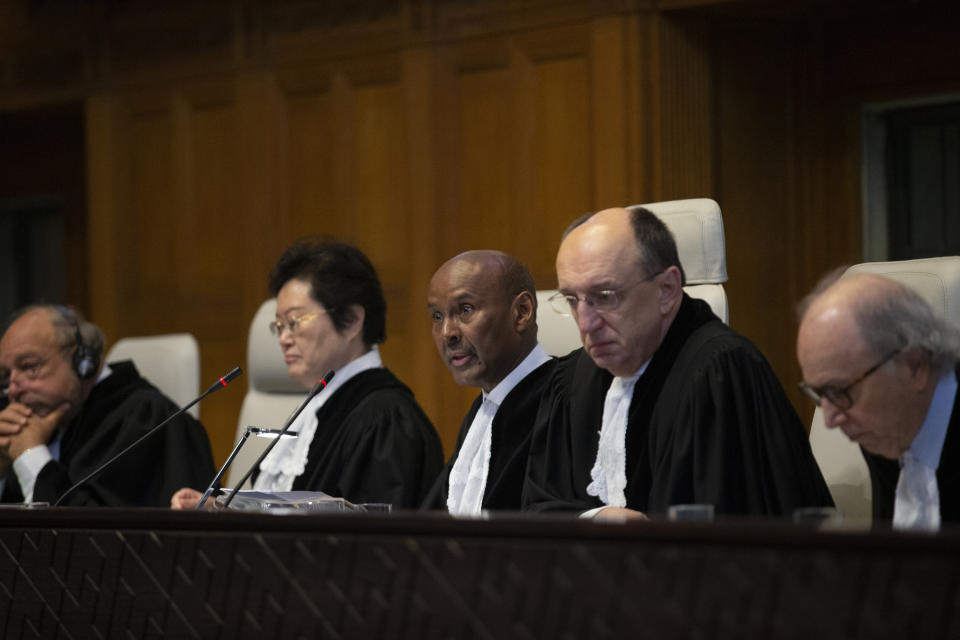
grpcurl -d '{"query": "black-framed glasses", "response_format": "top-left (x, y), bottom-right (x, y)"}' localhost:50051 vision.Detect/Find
top-left (548, 270), bottom-right (664, 317)
top-left (798, 348), bottom-right (901, 410)
top-left (268, 310), bottom-right (328, 336)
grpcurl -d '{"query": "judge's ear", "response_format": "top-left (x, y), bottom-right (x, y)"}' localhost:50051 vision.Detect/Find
top-left (340, 304), bottom-right (366, 343)
top-left (900, 346), bottom-right (933, 391)
top-left (657, 265), bottom-right (683, 313)
top-left (511, 291), bottom-right (536, 334)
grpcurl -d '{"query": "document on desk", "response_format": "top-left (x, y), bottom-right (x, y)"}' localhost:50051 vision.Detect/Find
top-left (214, 490), bottom-right (359, 513)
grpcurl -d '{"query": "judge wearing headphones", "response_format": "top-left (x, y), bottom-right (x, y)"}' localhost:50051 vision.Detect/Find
top-left (0, 305), bottom-right (215, 506)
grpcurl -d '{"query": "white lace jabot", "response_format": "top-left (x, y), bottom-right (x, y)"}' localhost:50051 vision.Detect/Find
top-left (586, 362), bottom-right (648, 507)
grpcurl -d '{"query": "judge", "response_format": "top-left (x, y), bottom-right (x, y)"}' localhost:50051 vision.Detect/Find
top-left (0, 305), bottom-right (215, 506)
top-left (173, 239), bottom-right (443, 510)
top-left (422, 251), bottom-right (555, 514)
top-left (522, 207), bottom-right (832, 518)
top-left (797, 272), bottom-right (960, 530)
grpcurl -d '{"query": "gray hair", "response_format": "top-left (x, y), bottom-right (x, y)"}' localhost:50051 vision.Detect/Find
top-left (6, 304), bottom-right (105, 361)
top-left (856, 280), bottom-right (960, 375)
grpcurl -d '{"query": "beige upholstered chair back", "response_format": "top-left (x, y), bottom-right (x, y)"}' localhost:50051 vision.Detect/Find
top-left (808, 256), bottom-right (960, 522)
top-left (534, 291), bottom-right (582, 357)
top-left (536, 198), bottom-right (729, 358)
top-left (105, 333), bottom-right (201, 418)
top-left (225, 299), bottom-right (307, 488)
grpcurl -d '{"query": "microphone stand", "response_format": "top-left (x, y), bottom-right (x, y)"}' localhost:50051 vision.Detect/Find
top-left (53, 367), bottom-right (243, 507)
top-left (221, 370), bottom-right (334, 509)
top-left (194, 427), bottom-right (299, 510)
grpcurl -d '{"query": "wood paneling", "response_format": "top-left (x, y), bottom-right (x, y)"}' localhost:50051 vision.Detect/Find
top-left (714, 22), bottom-right (802, 407)
top-left (5, 0), bottom-right (960, 464)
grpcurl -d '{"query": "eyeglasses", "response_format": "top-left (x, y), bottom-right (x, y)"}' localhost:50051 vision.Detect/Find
top-left (268, 310), bottom-right (327, 336)
top-left (0, 352), bottom-right (58, 398)
top-left (798, 348), bottom-right (901, 410)
top-left (548, 270), bottom-right (664, 317)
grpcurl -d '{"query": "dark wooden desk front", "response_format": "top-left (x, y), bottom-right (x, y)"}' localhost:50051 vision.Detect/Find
top-left (1, 509), bottom-right (957, 639)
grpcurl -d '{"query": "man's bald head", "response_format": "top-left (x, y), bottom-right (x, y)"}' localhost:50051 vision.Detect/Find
top-left (442, 250), bottom-right (537, 311)
top-left (563, 207), bottom-right (686, 287)
top-left (428, 250), bottom-right (538, 392)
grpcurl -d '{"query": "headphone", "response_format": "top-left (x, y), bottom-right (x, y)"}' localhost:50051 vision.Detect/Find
top-left (54, 305), bottom-right (100, 380)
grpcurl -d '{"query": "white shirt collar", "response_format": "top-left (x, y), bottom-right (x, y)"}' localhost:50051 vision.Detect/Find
top-left (483, 343), bottom-right (551, 407)
top-left (95, 363), bottom-right (113, 384)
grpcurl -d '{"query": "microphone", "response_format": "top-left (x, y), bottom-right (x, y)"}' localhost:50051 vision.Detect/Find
top-left (53, 366), bottom-right (243, 507)
top-left (221, 370), bottom-right (334, 509)
top-left (193, 427), bottom-right (300, 510)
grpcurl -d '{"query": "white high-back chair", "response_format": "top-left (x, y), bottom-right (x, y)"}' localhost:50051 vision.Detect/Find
top-left (536, 198), bottom-right (729, 357)
top-left (224, 299), bottom-right (307, 488)
top-left (105, 333), bottom-right (201, 418)
top-left (808, 256), bottom-right (960, 522)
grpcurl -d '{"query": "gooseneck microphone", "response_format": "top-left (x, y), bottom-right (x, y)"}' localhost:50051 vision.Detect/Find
top-left (193, 427), bottom-right (300, 511)
top-left (53, 367), bottom-right (243, 507)
top-left (221, 370), bottom-right (334, 509)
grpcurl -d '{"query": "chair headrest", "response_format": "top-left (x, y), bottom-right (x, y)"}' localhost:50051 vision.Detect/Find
top-left (629, 198), bottom-right (727, 285)
top-left (105, 333), bottom-right (201, 417)
top-left (845, 256), bottom-right (960, 322)
top-left (535, 290), bottom-right (582, 357)
top-left (247, 299), bottom-right (305, 394)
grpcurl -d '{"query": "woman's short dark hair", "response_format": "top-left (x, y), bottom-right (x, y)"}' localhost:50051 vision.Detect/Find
top-left (269, 238), bottom-right (387, 346)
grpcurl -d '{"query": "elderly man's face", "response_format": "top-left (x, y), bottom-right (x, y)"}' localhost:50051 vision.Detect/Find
top-left (428, 258), bottom-right (526, 393)
top-left (0, 310), bottom-right (84, 418)
top-left (797, 307), bottom-right (920, 459)
top-left (556, 211), bottom-right (670, 377)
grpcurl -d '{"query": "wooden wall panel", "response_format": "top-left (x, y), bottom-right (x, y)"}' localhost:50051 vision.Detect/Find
top-left (86, 95), bottom-right (128, 344)
top-left (284, 89), bottom-right (338, 239)
top-left (714, 23), bottom-right (800, 404)
top-left (95, 88), bottom-right (249, 461)
top-left (399, 46), bottom-right (446, 441)
top-left (15, 0), bottom-right (960, 473)
top-left (184, 95), bottom-right (245, 459)
top-left (530, 56), bottom-right (592, 283)
top-left (457, 66), bottom-right (517, 252)
top-left (349, 80), bottom-right (426, 420)
top-left (590, 15), bottom-right (632, 206)
top-left (654, 16), bottom-right (714, 201)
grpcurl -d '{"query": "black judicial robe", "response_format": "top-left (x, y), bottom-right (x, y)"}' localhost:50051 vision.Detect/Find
top-left (522, 295), bottom-right (834, 516)
top-left (290, 367), bottom-right (443, 509)
top-left (1, 360), bottom-right (216, 507)
top-left (421, 358), bottom-right (556, 511)
top-left (863, 366), bottom-right (960, 524)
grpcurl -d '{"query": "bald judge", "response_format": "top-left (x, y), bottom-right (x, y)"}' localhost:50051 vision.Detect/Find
top-left (798, 272), bottom-right (960, 530)
top-left (523, 207), bottom-right (832, 518)
top-left (422, 251), bottom-right (555, 515)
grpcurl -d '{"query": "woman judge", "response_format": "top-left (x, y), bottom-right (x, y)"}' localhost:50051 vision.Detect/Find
top-left (173, 239), bottom-right (443, 509)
